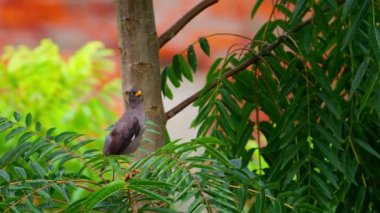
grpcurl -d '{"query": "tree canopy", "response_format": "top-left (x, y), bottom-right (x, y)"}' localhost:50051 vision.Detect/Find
top-left (0, 0), bottom-right (379, 212)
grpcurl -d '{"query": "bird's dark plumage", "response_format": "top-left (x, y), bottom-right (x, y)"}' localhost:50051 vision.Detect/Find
top-left (103, 89), bottom-right (145, 156)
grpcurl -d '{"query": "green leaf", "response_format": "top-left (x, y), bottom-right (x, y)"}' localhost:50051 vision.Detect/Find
top-left (369, 21), bottom-right (380, 62)
top-left (312, 175), bottom-right (332, 198)
top-left (199, 37), bottom-right (210, 56)
top-left (255, 191), bottom-right (264, 213)
top-left (167, 65), bottom-right (181, 88)
top-left (52, 183), bottom-right (70, 203)
top-left (179, 54), bottom-right (193, 82)
top-left (315, 92), bottom-right (342, 118)
top-left (18, 131), bottom-right (35, 144)
top-left (315, 139), bottom-right (343, 173)
top-left (251, 0), bottom-right (264, 19)
top-left (128, 185), bottom-right (171, 204)
top-left (83, 180), bottom-right (126, 212)
top-left (13, 112), bottom-right (21, 122)
top-left (350, 60), bottom-right (369, 99)
top-left (46, 127), bottom-right (56, 137)
top-left (290, 0), bottom-right (307, 25)
top-left (29, 162), bottom-right (45, 177)
top-left (342, 0), bottom-right (357, 21)
top-left (14, 167), bottom-right (27, 179)
top-left (354, 138), bottom-right (380, 160)
top-left (172, 54), bottom-right (184, 81)
top-left (70, 139), bottom-right (94, 150)
top-left (25, 113), bottom-right (32, 127)
top-left (354, 187), bottom-right (366, 212)
top-left (298, 203), bottom-right (321, 212)
top-left (0, 169), bottom-right (10, 182)
top-left (164, 84), bottom-right (174, 100)
top-left (5, 126), bottom-right (25, 142)
top-left (35, 121), bottom-right (42, 132)
top-left (342, 0), bottom-right (370, 49)
top-left (0, 121), bottom-right (13, 133)
top-left (187, 196), bottom-right (203, 213)
top-left (130, 179), bottom-right (174, 189)
top-left (312, 158), bottom-right (338, 189)
top-left (326, 0), bottom-right (338, 10)
top-left (187, 45), bottom-right (197, 72)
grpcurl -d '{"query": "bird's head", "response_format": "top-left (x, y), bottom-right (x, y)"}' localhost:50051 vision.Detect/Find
top-left (124, 88), bottom-right (143, 107)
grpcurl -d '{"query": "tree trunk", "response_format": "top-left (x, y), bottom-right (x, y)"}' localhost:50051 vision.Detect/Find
top-left (115, 0), bottom-right (165, 159)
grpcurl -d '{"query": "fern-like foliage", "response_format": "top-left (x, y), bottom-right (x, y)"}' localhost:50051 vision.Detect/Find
top-left (0, 112), bottom-right (258, 212)
top-left (161, 0), bottom-right (380, 212)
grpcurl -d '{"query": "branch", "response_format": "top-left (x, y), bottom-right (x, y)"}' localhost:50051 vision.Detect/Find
top-left (165, 18), bottom-right (313, 120)
top-left (158, 0), bottom-right (219, 48)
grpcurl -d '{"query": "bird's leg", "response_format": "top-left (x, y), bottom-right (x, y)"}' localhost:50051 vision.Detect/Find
top-left (124, 168), bottom-right (141, 181)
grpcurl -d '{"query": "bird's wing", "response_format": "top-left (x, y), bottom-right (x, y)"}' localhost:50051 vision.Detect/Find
top-left (113, 116), bottom-right (141, 154)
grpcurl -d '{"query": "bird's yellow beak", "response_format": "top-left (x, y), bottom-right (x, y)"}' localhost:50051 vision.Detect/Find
top-left (135, 90), bottom-right (142, 97)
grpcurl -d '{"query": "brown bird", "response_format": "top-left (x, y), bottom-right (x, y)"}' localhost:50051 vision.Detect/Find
top-left (103, 89), bottom-right (145, 156)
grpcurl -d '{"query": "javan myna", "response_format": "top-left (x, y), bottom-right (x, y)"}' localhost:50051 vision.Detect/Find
top-left (103, 89), bottom-right (145, 156)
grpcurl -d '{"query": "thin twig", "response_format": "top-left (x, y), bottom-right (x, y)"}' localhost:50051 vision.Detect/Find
top-left (158, 0), bottom-right (219, 48)
top-left (230, 185), bottom-right (294, 209)
top-left (165, 17), bottom-right (313, 120)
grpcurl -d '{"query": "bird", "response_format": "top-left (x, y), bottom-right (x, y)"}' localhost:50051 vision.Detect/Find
top-left (103, 88), bottom-right (145, 156)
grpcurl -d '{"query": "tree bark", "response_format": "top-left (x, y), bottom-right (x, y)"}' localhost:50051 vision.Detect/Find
top-left (115, 0), bottom-right (165, 158)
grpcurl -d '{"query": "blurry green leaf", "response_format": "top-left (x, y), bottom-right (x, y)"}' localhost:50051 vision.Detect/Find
top-left (13, 112), bottom-right (21, 122)
top-left (35, 121), bottom-right (42, 132)
top-left (290, 0), bottom-right (307, 25)
top-left (312, 175), bottom-right (332, 198)
top-left (315, 139), bottom-right (343, 173)
top-left (369, 21), bottom-right (380, 62)
top-left (0, 121), bottom-right (13, 132)
top-left (25, 113), bottom-right (32, 127)
top-left (298, 203), bottom-right (321, 212)
top-left (14, 167), bottom-right (27, 179)
top-left (199, 37), bottom-right (210, 56)
top-left (342, 0), bottom-right (357, 21)
top-left (164, 84), bottom-right (174, 100)
top-left (0, 169), bottom-right (10, 182)
top-left (255, 191), bottom-right (264, 213)
top-left (187, 45), bottom-right (197, 72)
top-left (179, 54), bottom-right (193, 82)
top-left (326, 0), bottom-right (338, 10)
top-left (82, 180), bottom-right (124, 211)
top-left (167, 65), bottom-right (181, 88)
top-left (315, 92), bottom-right (342, 118)
top-left (18, 131), bottom-right (35, 144)
top-left (46, 127), bottom-right (56, 137)
top-left (354, 138), bottom-right (380, 160)
top-left (354, 187), bottom-right (366, 213)
top-left (342, 0), bottom-right (370, 49)
top-left (128, 185), bottom-right (170, 203)
top-left (70, 139), bottom-right (94, 150)
top-left (350, 60), bottom-right (369, 99)
top-left (251, 0), bottom-right (264, 19)
top-left (29, 161), bottom-right (45, 177)
top-left (187, 196), bottom-right (203, 213)
top-left (5, 126), bottom-right (25, 142)
top-left (172, 54), bottom-right (183, 81)
top-left (52, 183), bottom-right (70, 202)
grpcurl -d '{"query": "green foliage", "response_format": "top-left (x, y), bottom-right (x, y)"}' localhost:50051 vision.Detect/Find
top-left (1, 1), bottom-right (380, 212)
top-left (0, 39), bottom-right (119, 138)
top-left (0, 113), bottom-right (245, 212)
top-left (160, 0), bottom-right (380, 212)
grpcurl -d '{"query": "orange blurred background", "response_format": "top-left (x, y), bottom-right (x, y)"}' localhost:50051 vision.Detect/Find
top-left (0, 0), bottom-right (272, 139)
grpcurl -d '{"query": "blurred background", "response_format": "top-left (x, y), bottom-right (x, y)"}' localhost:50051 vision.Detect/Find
top-left (0, 0), bottom-right (271, 141)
